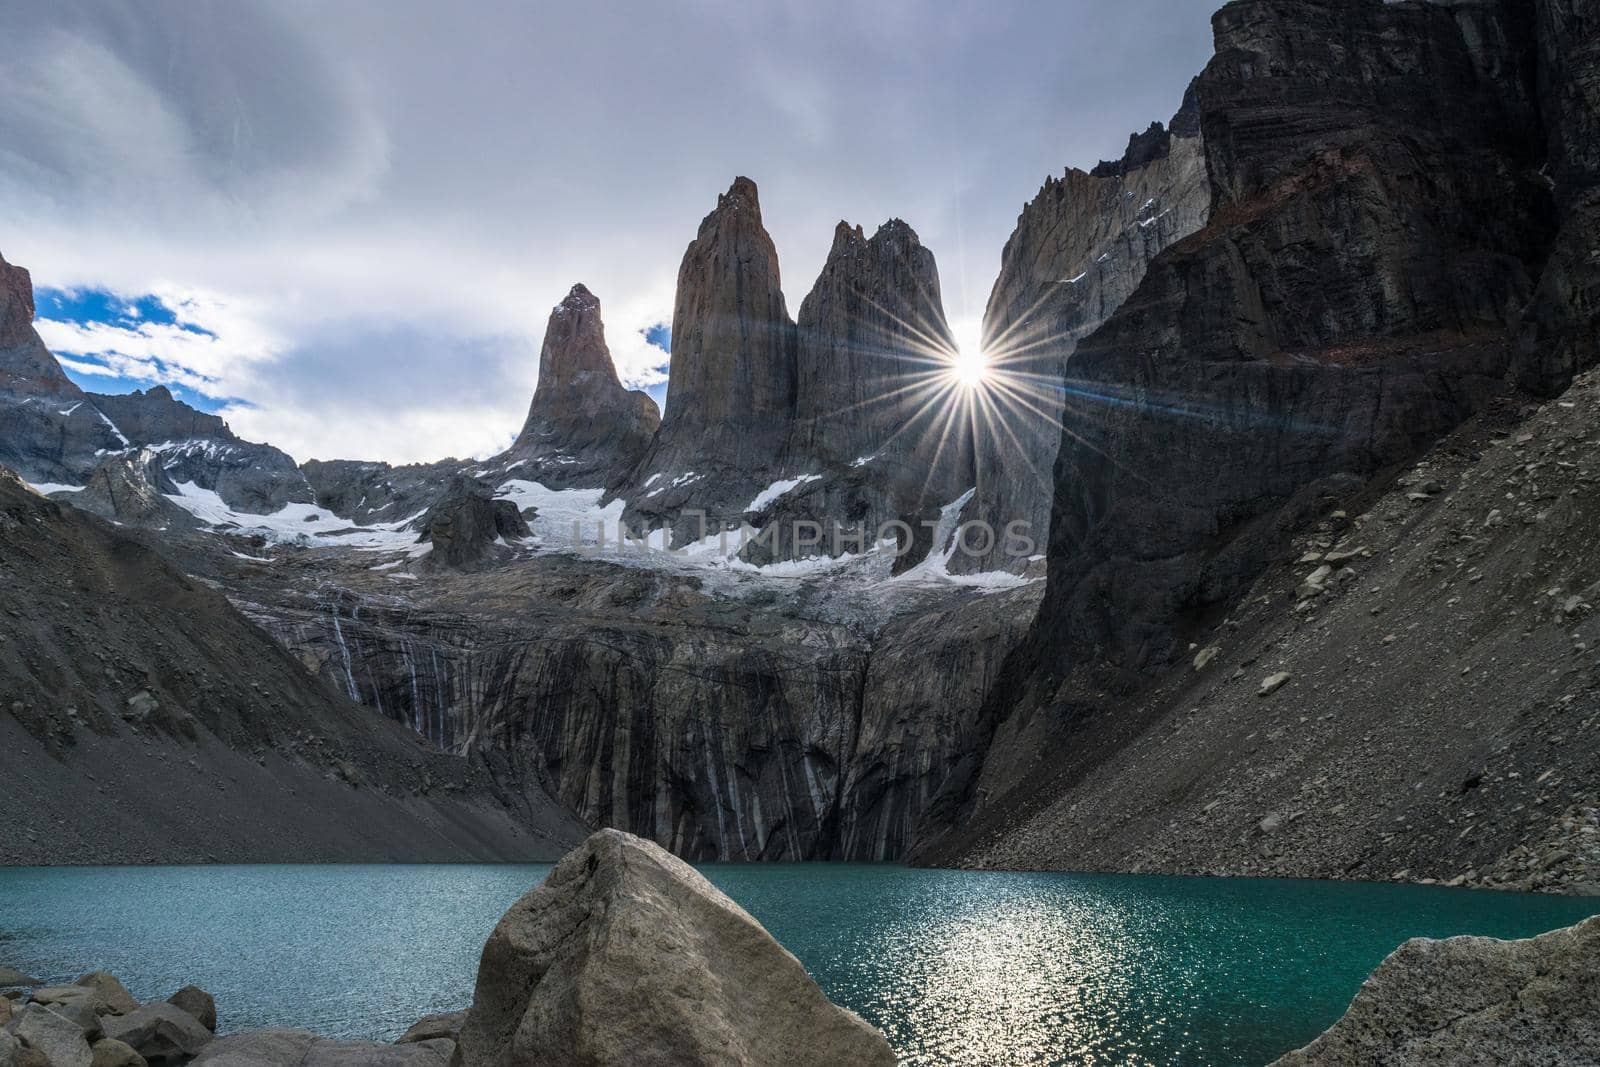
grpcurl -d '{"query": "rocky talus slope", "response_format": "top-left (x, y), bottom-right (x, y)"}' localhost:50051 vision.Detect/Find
top-left (916, 0), bottom-right (1600, 860)
top-left (927, 369), bottom-right (1600, 893)
top-left (0, 470), bottom-right (586, 864)
top-left (1271, 916), bottom-right (1600, 1065)
top-left (503, 284), bottom-right (659, 488)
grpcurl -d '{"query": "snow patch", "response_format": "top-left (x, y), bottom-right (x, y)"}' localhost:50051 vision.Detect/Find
top-left (745, 475), bottom-right (822, 513)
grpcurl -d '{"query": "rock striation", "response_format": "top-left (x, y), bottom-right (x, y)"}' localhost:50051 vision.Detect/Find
top-left (1270, 916), bottom-right (1600, 1065)
top-left (957, 103), bottom-right (1210, 572)
top-left (455, 828), bottom-right (896, 1067)
top-left (506, 284), bottom-right (659, 488)
top-left (617, 177), bottom-right (797, 538)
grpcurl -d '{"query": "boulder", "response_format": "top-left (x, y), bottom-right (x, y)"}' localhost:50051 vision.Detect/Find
top-left (164, 986), bottom-right (216, 1032)
top-left (1271, 915), bottom-right (1600, 1064)
top-left (102, 1003), bottom-right (212, 1063)
top-left (455, 829), bottom-right (896, 1067)
top-left (192, 1030), bottom-right (452, 1066)
top-left (0, 1032), bottom-right (17, 1067)
top-left (26, 989), bottom-right (103, 1039)
top-left (75, 973), bottom-right (140, 1016)
top-left (395, 1011), bottom-right (464, 1045)
top-left (0, 969), bottom-right (38, 988)
top-left (89, 1038), bottom-right (148, 1067)
top-left (15, 1003), bottom-right (94, 1067)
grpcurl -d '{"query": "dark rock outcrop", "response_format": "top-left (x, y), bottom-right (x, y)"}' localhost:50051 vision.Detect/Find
top-left (415, 477), bottom-right (530, 570)
top-left (617, 177), bottom-right (798, 538)
top-left (101, 1003), bottom-right (212, 1063)
top-left (165, 987), bottom-right (216, 1033)
top-left (506, 284), bottom-right (659, 488)
top-left (956, 104), bottom-right (1210, 572)
top-left (1271, 916), bottom-right (1600, 1065)
top-left (455, 829), bottom-right (896, 1067)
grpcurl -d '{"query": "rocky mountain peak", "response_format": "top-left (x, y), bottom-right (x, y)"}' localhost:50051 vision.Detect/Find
top-left (0, 251), bottom-right (35, 350)
top-left (505, 283), bottom-right (659, 488)
top-left (616, 175), bottom-right (797, 533)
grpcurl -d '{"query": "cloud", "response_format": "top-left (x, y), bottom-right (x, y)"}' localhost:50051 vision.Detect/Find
top-left (0, 0), bottom-right (1217, 464)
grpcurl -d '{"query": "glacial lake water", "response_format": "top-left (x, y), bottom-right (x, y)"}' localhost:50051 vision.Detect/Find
top-left (1, 865), bottom-right (1595, 1066)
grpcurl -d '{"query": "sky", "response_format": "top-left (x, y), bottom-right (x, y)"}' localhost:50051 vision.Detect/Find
top-left (0, 0), bottom-right (1216, 465)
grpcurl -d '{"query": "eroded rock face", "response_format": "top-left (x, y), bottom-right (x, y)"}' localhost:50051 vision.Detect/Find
top-left (957, 111), bottom-right (1210, 572)
top-left (456, 829), bottom-right (896, 1067)
top-left (619, 177), bottom-right (797, 535)
top-left (1271, 916), bottom-right (1600, 1065)
top-left (507, 285), bottom-right (660, 488)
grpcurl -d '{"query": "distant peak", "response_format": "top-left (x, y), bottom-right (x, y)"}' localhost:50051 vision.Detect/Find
top-left (561, 283), bottom-right (600, 309)
top-left (831, 220), bottom-right (866, 252)
top-left (725, 176), bottom-right (760, 202)
top-left (870, 218), bottom-right (920, 247)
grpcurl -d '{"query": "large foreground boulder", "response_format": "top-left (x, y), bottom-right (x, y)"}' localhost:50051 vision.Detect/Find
top-left (191, 1030), bottom-right (451, 1066)
top-left (1272, 915), bottom-right (1600, 1064)
top-left (456, 829), bottom-right (896, 1067)
top-left (164, 987), bottom-right (216, 1032)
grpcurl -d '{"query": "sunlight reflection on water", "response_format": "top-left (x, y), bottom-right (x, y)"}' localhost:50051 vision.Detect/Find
top-left (0, 864), bottom-right (1595, 1066)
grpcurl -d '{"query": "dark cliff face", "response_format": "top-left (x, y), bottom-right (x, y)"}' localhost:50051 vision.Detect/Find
top-left (915, 0), bottom-right (1593, 848)
top-left (509, 284), bottom-right (660, 488)
top-left (417, 475), bottom-right (531, 570)
top-left (956, 113), bottom-right (1211, 572)
top-left (620, 177), bottom-right (798, 531)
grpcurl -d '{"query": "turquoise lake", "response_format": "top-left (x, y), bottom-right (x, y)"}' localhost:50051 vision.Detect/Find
top-left (1, 864), bottom-right (1594, 1065)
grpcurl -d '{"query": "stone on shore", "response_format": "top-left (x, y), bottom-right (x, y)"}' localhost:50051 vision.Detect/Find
top-left (192, 1030), bottom-right (452, 1066)
top-left (89, 1038), bottom-right (148, 1067)
top-left (455, 828), bottom-right (897, 1067)
top-left (1271, 915), bottom-right (1600, 1064)
top-left (164, 987), bottom-right (216, 1032)
top-left (101, 1003), bottom-right (212, 1063)
top-left (0, 969), bottom-right (39, 988)
top-left (75, 973), bottom-right (139, 1016)
top-left (396, 1011), bottom-right (465, 1045)
top-left (15, 1004), bottom-right (94, 1067)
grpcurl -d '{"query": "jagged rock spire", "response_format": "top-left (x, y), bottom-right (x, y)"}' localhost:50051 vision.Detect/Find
top-left (510, 283), bottom-right (659, 488)
top-left (617, 176), bottom-right (799, 529)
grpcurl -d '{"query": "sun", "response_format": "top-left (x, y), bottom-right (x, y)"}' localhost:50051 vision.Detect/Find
top-left (947, 318), bottom-right (991, 390)
top-left (950, 346), bottom-right (990, 388)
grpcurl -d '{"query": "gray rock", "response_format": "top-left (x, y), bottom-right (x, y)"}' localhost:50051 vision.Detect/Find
top-left (455, 829), bottom-right (896, 1067)
top-left (1271, 915), bottom-right (1600, 1065)
top-left (0, 969), bottom-right (39, 988)
top-left (28, 988), bottom-right (104, 1034)
top-left (164, 987), bottom-right (215, 1032)
top-left (0, 1031), bottom-right (18, 1067)
top-left (1259, 672), bottom-right (1292, 697)
top-left (74, 973), bottom-right (139, 1016)
top-left (101, 1003), bottom-right (212, 1063)
top-left (395, 1011), bottom-right (464, 1045)
top-left (15, 1004), bottom-right (93, 1067)
top-left (88, 1038), bottom-right (147, 1067)
top-left (192, 1030), bottom-right (451, 1066)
